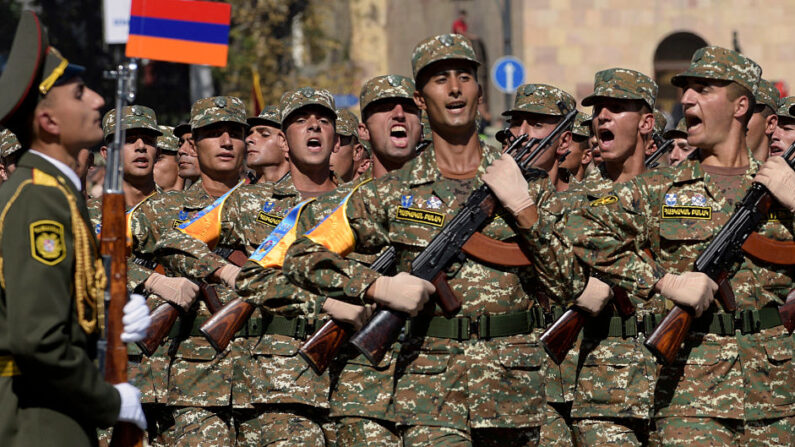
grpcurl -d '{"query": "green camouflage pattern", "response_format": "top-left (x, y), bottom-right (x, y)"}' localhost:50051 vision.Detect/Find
top-left (582, 68), bottom-right (658, 110)
top-left (162, 407), bottom-right (234, 446)
top-left (402, 424), bottom-right (540, 446)
top-left (284, 142), bottom-right (559, 430)
top-left (538, 402), bottom-right (573, 447)
top-left (279, 87), bottom-right (336, 123)
top-left (573, 418), bottom-right (655, 446)
top-left (0, 128), bottom-right (21, 158)
top-left (102, 105), bottom-right (161, 141)
top-left (336, 109), bottom-right (359, 138)
top-left (653, 110), bottom-right (667, 134)
top-left (410, 33), bottom-right (480, 80)
top-left (671, 46), bottom-right (762, 95)
top-left (359, 74), bottom-right (415, 114)
top-left (156, 125), bottom-right (178, 153)
top-left (664, 118), bottom-right (688, 140)
top-left (756, 78), bottom-right (781, 111)
top-left (545, 156), bottom-right (795, 421)
top-left (247, 104), bottom-right (282, 128)
top-left (236, 407), bottom-right (332, 446)
top-left (190, 96), bottom-right (248, 131)
top-left (502, 83), bottom-right (576, 117)
top-left (572, 112), bottom-right (592, 138)
top-left (655, 415), bottom-right (794, 446)
top-left (777, 96), bottom-right (795, 119)
top-left (334, 417), bottom-right (400, 447)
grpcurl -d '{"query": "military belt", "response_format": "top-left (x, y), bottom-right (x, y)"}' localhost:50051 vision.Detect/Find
top-left (585, 313), bottom-right (664, 339)
top-left (694, 307), bottom-right (782, 336)
top-left (543, 305), bottom-right (565, 328)
top-left (168, 315), bottom-right (315, 340)
top-left (407, 309), bottom-right (540, 341)
top-left (0, 355), bottom-right (20, 377)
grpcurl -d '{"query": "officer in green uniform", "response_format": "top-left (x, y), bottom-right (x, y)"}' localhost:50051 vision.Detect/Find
top-left (245, 105), bottom-right (289, 184)
top-left (284, 33), bottom-right (554, 446)
top-left (0, 11), bottom-right (149, 445)
top-left (747, 78), bottom-right (780, 161)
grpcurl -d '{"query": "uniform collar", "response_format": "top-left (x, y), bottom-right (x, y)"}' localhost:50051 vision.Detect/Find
top-left (28, 149), bottom-right (81, 191)
top-left (399, 140), bottom-right (501, 187)
top-left (671, 145), bottom-right (760, 185)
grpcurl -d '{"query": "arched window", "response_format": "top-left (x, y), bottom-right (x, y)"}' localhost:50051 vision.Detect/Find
top-left (654, 32), bottom-right (708, 124)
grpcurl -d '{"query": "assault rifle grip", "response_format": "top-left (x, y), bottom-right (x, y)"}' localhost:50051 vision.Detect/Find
top-left (349, 309), bottom-right (406, 365)
top-left (645, 306), bottom-right (694, 364)
top-left (299, 320), bottom-right (354, 375)
top-left (200, 283), bottom-right (223, 314)
top-left (432, 272), bottom-right (462, 317)
top-left (136, 303), bottom-right (179, 356)
top-left (716, 277), bottom-right (736, 312)
top-left (200, 298), bottom-right (255, 352)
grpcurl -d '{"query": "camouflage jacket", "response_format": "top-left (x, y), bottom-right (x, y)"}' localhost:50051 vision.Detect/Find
top-left (284, 142), bottom-right (557, 430)
top-left (557, 156), bottom-right (795, 420)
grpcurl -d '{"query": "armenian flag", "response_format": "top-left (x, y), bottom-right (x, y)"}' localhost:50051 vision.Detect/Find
top-left (125, 0), bottom-right (231, 67)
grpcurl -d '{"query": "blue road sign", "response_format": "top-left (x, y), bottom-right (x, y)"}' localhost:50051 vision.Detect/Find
top-left (491, 56), bottom-right (525, 94)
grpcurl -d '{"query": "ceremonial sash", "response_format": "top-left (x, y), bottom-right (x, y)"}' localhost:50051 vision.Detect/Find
top-left (249, 199), bottom-right (314, 269)
top-left (305, 179), bottom-right (371, 257)
top-left (178, 180), bottom-right (245, 249)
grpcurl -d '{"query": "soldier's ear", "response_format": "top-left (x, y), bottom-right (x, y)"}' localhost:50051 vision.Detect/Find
top-left (638, 112), bottom-right (654, 136)
top-left (332, 134), bottom-right (341, 154)
top-left (477, 84), bottom-right (484, 105)
top-left (100, 145), bottom-right (109, 161)
top-left (581, 147), bottom-right (593, 166)
top-left (414, 90), bottom-right (427, 111)
top-left (556, 131), bottom-right (572, 155)
top-left (765, 114), bottom-right (778, 136)
top-left (358, 122), bottom-right (370, 141)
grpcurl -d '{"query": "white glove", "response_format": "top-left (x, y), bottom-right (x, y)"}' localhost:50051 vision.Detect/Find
top-left (322, 299), bottom-right (375, 330)
top-left (215, 264), bottom-right (241, 290)
top-left (482, 154), bottom-right (534, 215)
top-left (574, 277), bottom-right (614, 316)
top-left (755, 156), bottom-right (795, 212)
top-left (121, 294), bottom-right (151, 343)
top-left (143, 272), bottom-right (199, 310)
top-left (369, 272), bottom-right (435, 317)
top-left (113, 382), bottom-right (147, 430)
top-left (656, 272), bottom-right (718, 318)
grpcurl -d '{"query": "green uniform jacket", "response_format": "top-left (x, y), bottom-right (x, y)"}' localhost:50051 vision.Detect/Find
top-left (0, 152), bottom-right (120, 446)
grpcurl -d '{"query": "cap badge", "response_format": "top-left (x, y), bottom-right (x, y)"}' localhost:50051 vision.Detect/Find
top-left (214, 97), bottom-right (227, 108)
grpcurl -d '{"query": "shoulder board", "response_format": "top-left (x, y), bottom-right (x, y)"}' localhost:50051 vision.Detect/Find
top-left (32, 169), bottom-right (59, 187)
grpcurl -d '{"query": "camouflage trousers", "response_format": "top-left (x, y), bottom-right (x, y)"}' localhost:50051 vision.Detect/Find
top-left (655, 416), bottom-right (795, 447)
top-left (97, 403), bottom-right (176, 447)
top-left (572, 417), bottom-right (658, 447)
top-left (335, 416), bottom-right (401, 446)
top-left (235, 404), bottom-right (336, 447)
top-left (162, 407), bottom-right (235, 446)
top-left (401, 424), bottom-right (540, 447)
top-left (538, 402), bottom-right (573, 447)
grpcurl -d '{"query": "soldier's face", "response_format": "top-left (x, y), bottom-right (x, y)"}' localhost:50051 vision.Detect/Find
top-left (121, 129), bottom-right (158, 179)
top-left (362, 99), bottom-right (421, 168)
top-left (415, 61), bottom-right (481, 136)
top-left (283, 107), bottom-right (337, 171)
top-left (246, 124), bottom-right (285, 168)
top-left (770, 116), bottom-right (795, 157)
top-left (153, 152), bottom-right (179, 189)
top-left (508, 112), bottom-right (563, 170)
top-left (329, 135), bottom-right (358, 182)
top-left (177, 132), bottom-right (200, 179)
top-left (592, 98), bottom-right (649, 164)
top-left (194, 122), bottom-right (246, 177)
top-left (668, 138), bottom-right (696, 166)
top-left (680, 79), bottom-right (738, 150)
top-left (40, 78), bottom-right (105, 152)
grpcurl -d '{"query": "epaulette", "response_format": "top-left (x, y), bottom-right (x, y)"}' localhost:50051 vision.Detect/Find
top-left (32, 168), bottom-right (60, 187)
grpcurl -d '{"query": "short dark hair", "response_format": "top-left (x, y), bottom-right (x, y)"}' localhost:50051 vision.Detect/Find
top-left (726, 81), bottom-right (756, 127)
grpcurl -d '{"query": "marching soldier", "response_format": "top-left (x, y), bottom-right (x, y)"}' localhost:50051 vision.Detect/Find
top-left (747, 78), bottom-right (780, 161)
top-left (556, 112), bottom-right (594, 190)
top-left (245, 105), bottom-right (289, 184)
top-left (664, 118), bottom-right (695, 166)
top-left (331, 109), bottom-right (368, 183)
top-left (175, 122), bottom-right (201, 188)
top-left (770, 96), bottom-right (795, 158)
top-left (154, 125), bottom-right (184, 191)
top-left (0, 12), bottom-right (148, 445)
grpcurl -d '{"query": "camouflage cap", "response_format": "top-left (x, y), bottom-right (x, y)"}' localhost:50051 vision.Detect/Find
top-left (360, 74), bottom-right (415, 115)
top-left (582, 68), bottom-right (658, 110)
top-left (502, 84), bottom-right (576, 117)
top-left (778, 96), bottom-right (795, 119)
top-left (572, 112), bottom-right (592, 138)
top-left (671, 46), bottom-right (761, 95)
top-left (664, 117), bottom-right (688, 139)
top-left (0, 128), bottom-right (22, 158)
top-left (190, 96), bottom-right (248, 131)
top-left (279, 87), bottom-right (336, 124)
top-left (411, 33), bottom-right (480, 81)
top-left (335, 109), bottom-right (359, 138)
top-left (755, 78), bottom-right (780, 111)
top-left (653, 109), bottom-right (668, 133)
top-left (174, 122), bottom-right (191, 138)
top-left (102, 105), bottom-right (162, 141)
top-left (156, 125), bottom-right (178, 153)
top-left (247, 104), bottom-right (282, 129)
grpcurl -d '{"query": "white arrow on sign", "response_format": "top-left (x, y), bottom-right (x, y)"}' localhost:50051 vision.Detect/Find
top-left (504, 62), bottom-right (515, 93)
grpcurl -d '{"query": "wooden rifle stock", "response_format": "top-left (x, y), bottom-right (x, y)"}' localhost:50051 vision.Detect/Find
top-left (431, 272), bottom-right (463, 317)
top-left (200, 298), bottom-right (254, 352)
top-left (540, 285), bottom-right (634, 364)
top-left (349, 309), bottom-right (408, 366)
top-left (299, 320), bottom-right (354, 375)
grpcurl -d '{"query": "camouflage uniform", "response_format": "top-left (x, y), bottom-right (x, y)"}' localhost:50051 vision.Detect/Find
top-left (775, 96), bottom-right (795, 119)
top-left (0, 128), bottom-right (21, 163)
top-left (663, 118), bottom-right (687, 141)
top-left (653, 109), bottom-right (668, 134)
top-left (283, 37), bottom-right (557, 447)
top-left (756, 78), bottom-right (781, 113)
top-left (336, 108), bottom-right (359, 139)
top-left (158, 90), bottom-right (340, 446)
top-left (545, 47), bottom-right (795, 446)
top-left (157, 125), bottom-right (178, 153)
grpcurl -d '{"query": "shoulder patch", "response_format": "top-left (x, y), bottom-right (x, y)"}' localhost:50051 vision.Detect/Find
top-left (589, 195), bottom-right (618, 207)
top-left (30, 220), bottom-right (66, 265)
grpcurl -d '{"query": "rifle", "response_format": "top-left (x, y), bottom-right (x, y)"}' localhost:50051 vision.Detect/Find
top-left (645, 142), bottom-right (795, 364)
top-left (349, 104), bottom-right (578, 365)
top-left (780, 289), bottom-right (795, 333)
top-left (135, 247), bottom-right (246, 355)
top-left (298, 247), bottom-right (397, 375)
top-left (645, 133), bottom-right (674, 169)
top-left (99, 60), bottom-right (144, 446)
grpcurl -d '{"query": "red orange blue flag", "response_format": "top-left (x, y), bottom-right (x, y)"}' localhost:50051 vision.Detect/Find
top-left (125, 0), bottom-right (231, 67)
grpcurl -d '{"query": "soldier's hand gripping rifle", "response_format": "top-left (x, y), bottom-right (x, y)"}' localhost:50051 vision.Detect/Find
top-left (349, 104), bottom-right (578, 366)
top-left (136, 248), bottom-right (247, 355)
top-left (645, 132), bottom-right (674, 169)
top-left (645, 142), bottom-right (795, 364)
top-left (99, 60), bottom-right (144, 447)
